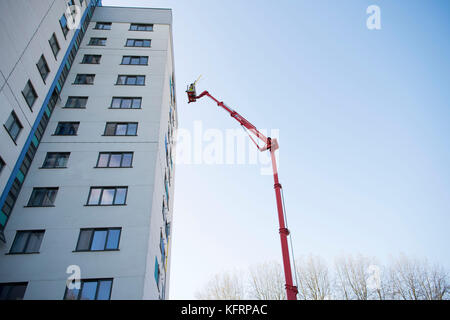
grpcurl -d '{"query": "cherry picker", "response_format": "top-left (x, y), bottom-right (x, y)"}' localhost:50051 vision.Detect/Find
top-left (186, 81), bottom-right (298, 300)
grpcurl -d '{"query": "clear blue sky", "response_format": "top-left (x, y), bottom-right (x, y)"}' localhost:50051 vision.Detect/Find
top-left (102, 0), bottom-right (450, 299)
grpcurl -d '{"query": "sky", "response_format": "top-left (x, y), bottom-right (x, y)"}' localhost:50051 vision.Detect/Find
top-left (102, 0), bottom-right (450, 299)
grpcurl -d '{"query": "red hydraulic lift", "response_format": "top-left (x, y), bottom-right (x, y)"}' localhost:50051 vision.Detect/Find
top-left (186, 81), bottom-right (298, 300)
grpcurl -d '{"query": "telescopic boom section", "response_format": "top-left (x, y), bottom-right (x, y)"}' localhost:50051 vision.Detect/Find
top-left (186, 83), bottom-right (298, 300)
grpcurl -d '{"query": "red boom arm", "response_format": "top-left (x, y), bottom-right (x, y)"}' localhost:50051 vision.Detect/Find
top-left (187, 84), bottom-right (298, 300)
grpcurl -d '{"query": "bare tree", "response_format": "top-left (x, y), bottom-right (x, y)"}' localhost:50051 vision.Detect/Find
top-left (248, 261), bottom-right (286, 300)
top-left (334, 254), bottom-right (371, 300)
top-left (194, 254), bottom-right (449, 300)
top-left (333, 254), bottom-right (393, 300)
top-left (195, 271), bottom-right (246, 300)
top-left (388, 255), bottom-right (449, 300)
top-left (295, 255), bottom-right (331, 300)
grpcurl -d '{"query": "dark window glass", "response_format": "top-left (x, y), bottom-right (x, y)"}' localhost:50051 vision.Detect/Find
top-left (74, 74), bottom-right (95, 84)
top-left (89, 37), bottom-right (106, 46)
top-left (37, 55), bottom-right (50, 82)
top-left (116, 75), bottom-right (126, 85)
top-left (104, 123), bottom-right (138, 136)
top-left (64, 279), bottom-right (113, 300)
top-left (42, 152), bottom-right (70, 168)
top-left (27, 188), bottom-right (58, 207)
top-left (125, 39), bottom-right (151, 47)
top-left (76, 229), bottom-right (92, 251)
top-left (130, 23), bottom-right (153, 31)
top-left (87, 187), bottom-right (128, 206)
top-left (4, 112), bottom-right (23, 142)
top-left (82, 54), bottom-right (101, 64)
top-left (60, 14), bottom-right (69, 37)
top-left (111, 97), bottom-right (141, 109)
top-left (22, 80), bottom-right (38, 109)
top-left (0, 157), bottom-right (5, 174)
top-left (121, 56), bottom-right (148, 65)
top-left (116, 75), bottom-right (145, 86)
top-left (65, 97), bottom-right (88, 108)
top-left (49, 33), bottom-right (60, 58)
top-left (9, 232), bottom-right (27, 253)
top-left (76, 228), bottom-right (121, 251)
top-left (95, 22), bottom-right (111, 30)
top-left (96, 152), bottom-right (133, 168)
top-left (26, 232), bottom-right (45, 252)
top-left (104, 123), bottom-right (116, 136)
top-left (10, 231), bottom-right (45, 254)
top-left (0, 283), bottom-right (27, 300)
top-left (54, 122), bottom-right (79, 135)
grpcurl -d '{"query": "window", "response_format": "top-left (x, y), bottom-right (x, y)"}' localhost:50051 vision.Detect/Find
top-left (81, 54), bottom-right (101, 64)
top-left (76, 228), bottom-right (121, 251)
top-left (74, 74), bottom-right (95, 84)
top-left (165, 221), bottom-right (171, 238)
top-left (95, 22), bottom-right (111, 30)
top-left (42, 152), bottom-right (70, 168)
top-left (160, 232), bottom-right (165, 263)
top-left (125, 39), bottom-right (151, 47)
top-left (64, 279), bottom-right (113, 300)
top-left (104, 122), bottom-right (138, 136)
top-left (36, 55), bottom-right (50, 82)
top-left (96, 152), bottom-right (133, 168)
top-left (27, 188), bottom-right (58, 207)
top-left (111, 97), bottom-right (142, 109)
top-left (54, 122), bottom-right (79, 135)
top-left (22, 80), bottom-right (38, 109)
top-left (0, 157), bottom-right (5, 174)
top-left (49, 33), bottom-right (60, 58)
top-left (164, 174), bottom-right (169, 204)
top-left (9, 230), bottom-right (45, 254)
top-left (116, 75), bottom-right (145, 86)
top-left (87, 187), bottom-right (128, 206)
top-left (0, 283), bottom-right (28, 300)
top-left (65, 96), bottom-right (88, 108)
top-left (60, 14), bottom-right (69, 37)
top-left (88, 37), bottom-right (106, 46)
top-left (4, 111), bottom-right (23, 142)
top-left (121, 56), bottom-right (148, 65)
top-left (154, 257), bottom-right (160, 288)
top-left (130, 23), bottom-right (153, 31)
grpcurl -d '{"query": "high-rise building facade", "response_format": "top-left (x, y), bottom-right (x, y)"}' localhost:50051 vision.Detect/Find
top-left (0, 1), bottom-right (177, 300)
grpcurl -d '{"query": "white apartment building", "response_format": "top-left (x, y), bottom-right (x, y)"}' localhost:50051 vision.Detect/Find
top-left (0, 1), bottom-right (177, 300)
